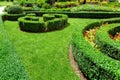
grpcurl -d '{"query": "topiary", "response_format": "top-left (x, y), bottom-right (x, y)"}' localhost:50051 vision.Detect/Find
top-left (7, 6), bottom-right (23, 14)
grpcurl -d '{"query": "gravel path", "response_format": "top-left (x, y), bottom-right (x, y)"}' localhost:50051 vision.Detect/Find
top-left (0, 6), bottom-right (6, 14)
top-left (69, 45), bottom-right (87, 80)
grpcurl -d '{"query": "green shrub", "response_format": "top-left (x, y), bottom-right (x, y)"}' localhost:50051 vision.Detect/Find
top-left (26, 13), bottom-right (36, 16)
top-left (43, 14), bottom-right (55, 22)
top-left (95, 23), bottom-right (120, 60)
top-left (18, 14), bottom-right (68, 32)
top-left (41, 3), bottom-right (51, 9)
top-left (46, 14), bottom-right (68, 31)
top-left (72, 18), bottom-right (120, 79)
top-left (36, 2), bottom-right (44, 8)
top-left (22, 6), bottom-right (33, 11)
top-left (2, 13), bottom-right (25, 21)
top-left (47, 20), bottom-right (56, 31)
top-left (18, 17), bottom-right (46, 32)
top-left (23, 2), bottom-right (33, 7)
top-left (30, 11), bottom-right (120, 19)
top-left (7, 6), bottom-right (23, 14)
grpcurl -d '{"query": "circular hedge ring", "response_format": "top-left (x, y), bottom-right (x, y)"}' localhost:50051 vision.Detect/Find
top-left (18, 14), bottom-right (68, 32)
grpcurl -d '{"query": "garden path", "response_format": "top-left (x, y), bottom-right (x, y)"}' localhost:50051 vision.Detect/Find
top-left (0, 6), bottom-right (6, 14)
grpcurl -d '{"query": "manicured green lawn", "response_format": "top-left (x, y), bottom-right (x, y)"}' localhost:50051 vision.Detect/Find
top-left (3, 18), bottom-right (97, 80)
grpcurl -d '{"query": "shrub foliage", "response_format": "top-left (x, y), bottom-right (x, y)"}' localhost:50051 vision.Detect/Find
top-left (18, 14), bottom-right (68, 32)
top-left (72, 18), bottom-right (120, 79)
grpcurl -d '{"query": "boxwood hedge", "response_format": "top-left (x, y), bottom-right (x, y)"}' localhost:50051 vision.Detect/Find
top-left (26, 11), bottom-right (120, 19)
top-left (95, 23), bottom-right (120, 60)
top-left (72, 18), bottom-right (120, 79)
top-left (18, 16), bottom-right (46, 32)
top-left (18, 14), bottom-right (68, 32)
top-left (2, 13), bottom-right (25, 21)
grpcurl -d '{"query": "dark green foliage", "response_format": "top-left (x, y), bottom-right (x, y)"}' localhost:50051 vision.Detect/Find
top-left (43, 14), bottom-right (55, 22)
top-left (40, 8), bottom-right (71, 12)
top-left (72, 18), bottom-right (120, 79)
top-left (2, 13), bottom-right (25, 21)
top-left (7, 6), bottom-right (23, 14)
top-left (0, 17), bottom-right (28, 80)
top-left (95, 23), bottom-right (120, 60)
top-left (46, 14), bottom-right (68, 31)
top-left (18, 17), bottom-right (46, 32)
top-left (23, 2), bottom-right (33, 7)
top-left (41, 3), bottom-right (51, 9)
top-left (47, 20), bottom-right (56, 31)
top-left (28, 11), bottom-right (120, 19)
top-left (26, 13), bottom-right (36, 16)
top-left (18, 14), bottom-right (68, 32)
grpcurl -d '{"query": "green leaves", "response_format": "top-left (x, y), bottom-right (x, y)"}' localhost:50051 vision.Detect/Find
top-left (72, 18), bottom-right (120, 79)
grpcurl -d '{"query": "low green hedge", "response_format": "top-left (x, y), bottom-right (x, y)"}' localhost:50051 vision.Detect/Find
top-left (25, 11), bottom-right (120, 19)
top-left (72, 18), bottom-right (120, 79)
top-left (2, 13), bottom-right (25, 21)
top-left (0, 19), bottom-right (28, 79)
top-left (18, 17), bottom-right (46, 32)
top-left (26, 13), bottom-right (36, 16)
top-left (95, 23), bottom-right (120, 60)
top-left (43, 14), bottom-right (55, 22)
top-left (18, 14), bottom-right (68, 32)
top-left (46, 14), bottom-right (68, 31)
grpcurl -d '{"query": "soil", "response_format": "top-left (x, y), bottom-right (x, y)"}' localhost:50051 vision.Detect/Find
top-left (69, 45), bottom-right (87, 80)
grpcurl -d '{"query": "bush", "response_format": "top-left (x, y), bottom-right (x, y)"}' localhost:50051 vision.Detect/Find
top-left (41, 3), bottom-right (51, 9)
top-left (46, 14), bottom-right (68, 31)
top-left (18, 14), bottom-right (68, 32)
top-left (40, 8), bottom-right (71, 12)
top-left (43, 14), bottom-right (55, 22)
top-left (72, 18), bottom-right (120, 79)
top-left (28, 11), bottom-right (120, 19)
top-left (2, 13), bottom-right (25, 21)
top-left (95, 23), bottom-right (120, 60)
top-left (18, 17), bottom-right (46, 32)
top-left (22, 6), bottom-right (33, 11)
top-left (7, 6), bottom-right (23, 14)
top-left (23, 2), bottom-right (33, 7)
top-left (26, 13), bottom-right (36, 16)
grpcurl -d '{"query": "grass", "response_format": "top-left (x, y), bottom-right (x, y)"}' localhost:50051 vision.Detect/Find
top-left (0, 16), bottom-right (28, 79)
top-left (3, 18), bottom-right (97, 80)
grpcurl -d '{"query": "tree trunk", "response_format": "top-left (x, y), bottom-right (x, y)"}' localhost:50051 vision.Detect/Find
top-left (83, 0), bottom-right (86, 4)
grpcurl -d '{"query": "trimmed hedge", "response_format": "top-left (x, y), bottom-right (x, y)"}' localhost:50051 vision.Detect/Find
top-left (2, 13), bottom-right (25, 21)
top-left (26, 13), bottom-right (36, 16)
top-left (0, 18), bottom-right (28, 79)
top-left (46, 14), bottom-right (68, 31)
top-left (7, 6), bottom-right (23, 14)
top-left (43, 14), bottom-right (55, 22)
top-left (26, 11), bottom-right (120, 19)
top-left (72, 18), bottom-right (120, 79)
top-left (18, 16), bottom-right (46, 32)
top-left (18, 14), bottom-right (68, 32)
top-left (95, 23), bottom-right (120, 60)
